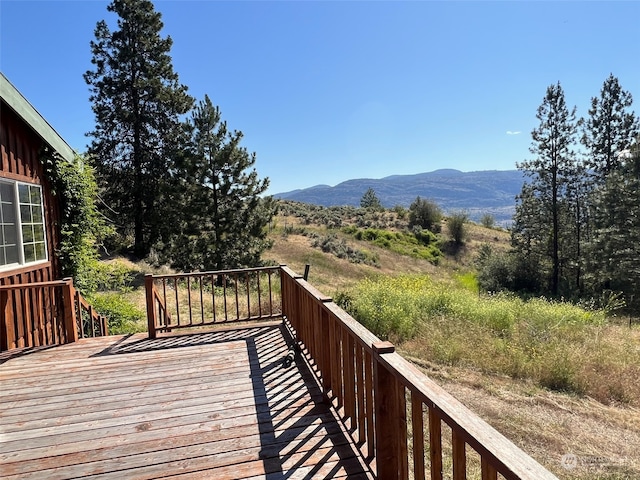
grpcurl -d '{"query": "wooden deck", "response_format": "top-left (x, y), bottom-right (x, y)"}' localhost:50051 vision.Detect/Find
top-left (0, 322), bottom-right (374, 479)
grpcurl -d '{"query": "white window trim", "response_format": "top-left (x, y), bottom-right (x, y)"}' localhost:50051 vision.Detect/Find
top-left (0, 179), bottom-right (48, 272)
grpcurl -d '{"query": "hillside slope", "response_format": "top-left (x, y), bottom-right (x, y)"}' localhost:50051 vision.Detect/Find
top-left (264, 210), bottom-right (640, 480)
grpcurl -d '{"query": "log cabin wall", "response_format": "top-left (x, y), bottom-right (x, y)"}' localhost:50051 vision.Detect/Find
top-left (1, 94), bottom-right (64, 350)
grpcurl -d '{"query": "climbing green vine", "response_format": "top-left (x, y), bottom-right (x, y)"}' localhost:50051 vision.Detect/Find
top-left (41, 148), bottom-right (113, 293)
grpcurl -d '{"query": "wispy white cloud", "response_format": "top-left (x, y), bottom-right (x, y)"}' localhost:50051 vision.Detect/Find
top-left (506, 131), bottom-right (522, 135)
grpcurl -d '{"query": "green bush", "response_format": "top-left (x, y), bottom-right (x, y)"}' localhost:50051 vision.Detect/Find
top-left (413, 227), bottom-right (437, 246)
top-left (88, 292), bottom-right (146, 335)
top-left (475, 245), bottom-right (544, 294)
top-left (447, 212), bottom-right (468, 245)
top-left (344, 226), bottom-right (442, 264)
top-left (337, 274), bottom-right (613, 398)
top-left (408, 196), bottom-right (442, 232)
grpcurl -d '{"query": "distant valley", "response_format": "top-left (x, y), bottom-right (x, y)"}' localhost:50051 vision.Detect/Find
top-left (274, 169), bottom-right (525, 225)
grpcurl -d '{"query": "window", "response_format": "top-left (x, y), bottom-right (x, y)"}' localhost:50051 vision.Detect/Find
top-left (0, 180), bottom-right (47, 269)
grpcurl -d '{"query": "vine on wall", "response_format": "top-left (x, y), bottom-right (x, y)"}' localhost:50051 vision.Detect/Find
top-left (41, 148), bottom-right (113, 293)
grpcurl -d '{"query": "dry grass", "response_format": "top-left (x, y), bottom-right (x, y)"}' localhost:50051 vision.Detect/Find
top-left (406, 358), bottom-right (640, 479)
top-left (263, 229), bottom-right (438, 294)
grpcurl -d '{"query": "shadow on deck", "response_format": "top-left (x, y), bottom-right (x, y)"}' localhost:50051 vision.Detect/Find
top-left (0, 322), bottom-right (373, 479)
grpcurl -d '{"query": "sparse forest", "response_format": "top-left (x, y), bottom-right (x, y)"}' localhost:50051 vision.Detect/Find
top-left (478, 76), bottom-right (640, 313)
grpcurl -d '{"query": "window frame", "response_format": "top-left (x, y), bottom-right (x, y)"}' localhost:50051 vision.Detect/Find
top-left (0, 179), bottom-right (48, 272)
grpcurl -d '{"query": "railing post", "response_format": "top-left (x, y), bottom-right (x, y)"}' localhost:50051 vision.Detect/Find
top-left (1, 289), bottom-right (10, 351)
top-left (101, 315), bottom-right (109, 336)
top-left (62, 277), bottom-right (78, 344)
top-left (145, 274), bottom-right (157, 339)
top-left (373, 341), bottom-right (407, 480)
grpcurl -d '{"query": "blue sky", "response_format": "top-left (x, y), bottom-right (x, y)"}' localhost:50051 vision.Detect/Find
top-left (1, 1), bottom-right (638, 195)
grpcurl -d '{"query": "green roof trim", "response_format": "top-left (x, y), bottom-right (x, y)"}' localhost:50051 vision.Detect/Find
top-left (0, 72), bottom-right (75, 163)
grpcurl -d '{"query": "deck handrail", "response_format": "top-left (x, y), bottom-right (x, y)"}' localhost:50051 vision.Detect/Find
top-left (0, 278), bottom-right (107, 351)
top-left (145, 266), bottom-right (283, 338)
top-left (279, 266), bottom-right (558, 480)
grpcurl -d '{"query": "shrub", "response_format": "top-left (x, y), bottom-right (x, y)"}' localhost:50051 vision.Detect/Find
top-left (344, 226), bottom-right (442, 264)
top-left (311, 234), bottom-right (378, 266)
top-left (413, 227), bottom-right (437, 246)
top-left (480, 213), bottom-right (495, 229)
top-left (393, 205), bottom-right (407, 219)
top-left (88, 292), bottom-right (146, 334)
top-left (408, 196), bottom-right (442, 232)
top-left (447, 212), bottom-right (468, 245)
top-left (476, 245), bottom-right (543, 294)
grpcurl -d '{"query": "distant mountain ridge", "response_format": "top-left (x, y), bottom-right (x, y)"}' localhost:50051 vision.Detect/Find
top-left (274, 169), bottom-right (525, 225)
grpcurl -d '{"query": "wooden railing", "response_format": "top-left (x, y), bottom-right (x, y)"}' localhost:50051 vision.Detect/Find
top-left (280, 266), bottom-right (558, 480)
top-left (145, 266), bottom-right (282, 338)
top-left (73, 287), bottom-right (109, 340)
top-left (0, 277), bottom-right (107, 352)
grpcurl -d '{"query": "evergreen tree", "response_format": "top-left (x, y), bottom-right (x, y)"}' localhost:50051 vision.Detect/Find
top-left (84, 0), bottom-right (193, 257)
top-left (360, 187), bottom-right (382, 210)
top-left (515, 83), bottom-right (579, 296)
top-left (581, 74), bottom-right (638, 178)
top-left (408, 197), bottom-right (442, 232)
top-left (581, 76), bottom-right (639, 309)
top-left (168, 95), bottom-right (275, 271)
top-left (511, 183), bottom-right (547, 273)
top-left (584, 136), bottom-right (640, 310)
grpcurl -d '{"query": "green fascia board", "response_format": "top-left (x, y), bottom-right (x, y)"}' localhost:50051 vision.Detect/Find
top-left (0, 72), bottom-right (75, 163)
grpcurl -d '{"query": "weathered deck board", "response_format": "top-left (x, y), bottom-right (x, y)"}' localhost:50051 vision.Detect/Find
top-left (0, 323), bottom-right (373, 479)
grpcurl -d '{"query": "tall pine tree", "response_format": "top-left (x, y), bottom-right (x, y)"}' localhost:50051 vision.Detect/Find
top-left (581, 74), bottom-right (638, 177)
top-left (84, 0), bottom-right (193, 257)
top-left (515, 82), bottom-right (579, 296)
top-left (167, 95), bottom-right (275, 271)
top-left (581, 76), bottom-right (639, 308)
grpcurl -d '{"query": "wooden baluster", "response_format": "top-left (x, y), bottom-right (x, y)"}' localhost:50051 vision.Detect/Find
top-left (223, 274), bottom-right (229, 321)
top-left (74, 291), bottom-right (83, 339)
top-left (429, 408), bottom-right (443, 480)
top-left (187, 276), bottom-right (193, 326)
top-left (355, 343), bottom-right (366, 446)
top-left (199, 275), bottom-right (204, 324)
top-left (452, 430), bottom-right (466, 480)
top-left (62, 278), bottom-right (78, 344)
top-left (268, 270), bottom-right (273, 316)
top-left (257, 271), bottom-right (262, 317)
top-left (364, 349), bottom-right (375, 461)
top-left (173, 277), bottom-right (180, 327)
top-left (344, 333), bottom-right (356, 431)
top-left (145, 274), bottom-right (157, 339)
top-left (329, 315), bottom-right (341, 408)
top-left (102, 315), bottom-right (109, 336)
top-left (312, 298), bottom-right (322, 370)
top-left (320, 308), bottom-right (332, 402)
top-left (245, 271), bottom-right (251, 319)
top-left (412, 394), bottom-right (426, 480)
top-left (234, 273), bottom-right (240, 321)
top-left (481, 457), bottom-right (498, 480)
top-left (1, 289), bottom-right (12, 351)
top-left (89, 304), bottom-right (95, 337)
